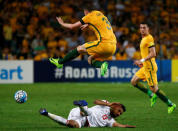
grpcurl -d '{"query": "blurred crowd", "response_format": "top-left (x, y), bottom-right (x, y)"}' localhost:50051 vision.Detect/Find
top-left (0, 0), bottom-right (178, 61)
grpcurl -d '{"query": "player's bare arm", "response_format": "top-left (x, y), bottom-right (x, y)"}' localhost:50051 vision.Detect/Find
top-left (56, 17), bottom-right (82, 30)
top-left (112, 122), bottom-right (136, 128)
top-left (142, 46), bottom-right (156, 61)
top-left (94, 100), bottom-right (120, 107)
top-left (134, 46), bottom-right (156, 67)
top-left (94, 100), bottom-right (110, 106)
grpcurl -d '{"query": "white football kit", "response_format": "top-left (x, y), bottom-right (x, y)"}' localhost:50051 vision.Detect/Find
top-left (67, 107), bottom-right (87, 128)
top-left (67, 105), bottom-right (115, 128)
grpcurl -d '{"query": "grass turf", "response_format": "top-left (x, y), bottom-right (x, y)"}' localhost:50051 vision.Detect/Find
top-left (0, 82), bottom-right (178, 131)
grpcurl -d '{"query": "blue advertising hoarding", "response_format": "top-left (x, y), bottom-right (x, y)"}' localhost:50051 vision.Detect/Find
top-left (34, 60), bottom-right (171, 82)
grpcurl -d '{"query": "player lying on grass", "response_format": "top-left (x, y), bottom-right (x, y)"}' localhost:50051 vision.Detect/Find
top-left (39, 100), bottom-right (136, 128)
top-left (49, 3), bottom-right (117, 76)
top-left (131, 23), bottom-right (176, 113)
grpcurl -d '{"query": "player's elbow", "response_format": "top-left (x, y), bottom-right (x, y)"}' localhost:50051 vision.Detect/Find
top-left (152, 52), bottom-right (156, 57)
top-left (67, 24), bottom-right (74, 30)
top-left (70, 24), bottom-right (77, 30)
top-left (94, 100), bottom-right (100, 104)
top-left (69, 26), bottom-right (73, 30)
top-left (150, 52), bottom-right (156, 58)
top-left (94, 100), bottom-right (97, 104)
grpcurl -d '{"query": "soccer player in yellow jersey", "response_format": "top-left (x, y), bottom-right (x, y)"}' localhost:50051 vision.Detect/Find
top-left (49, 5), bottom-right (116, 76)
top-left (131, 23), bottom-right (176, 114)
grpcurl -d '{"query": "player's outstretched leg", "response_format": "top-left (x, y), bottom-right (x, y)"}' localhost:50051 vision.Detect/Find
top-left (91, 60), bottom-right (108, 76)
top-left (49, 48), bottom-right (80, 68)
top-left (131, 78), bottom-right (157, 107)
top-left (155, 89), bottom-right (176, 114)
top-left (39, 108), bottom-right (80, 128)
top-left (39, 108), bottom-right (68, 125)
top-left (135, 83), bottom-right (157, 107)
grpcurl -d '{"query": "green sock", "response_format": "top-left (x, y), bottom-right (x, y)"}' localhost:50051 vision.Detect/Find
top-left (156, 89), bottom-right (173, 106)
top-left (135, 82), bottom-right (153, 98)
top-left (58, 48), bottom-right (79, 64)
top-left (91, 60), bottom-right (103, 68)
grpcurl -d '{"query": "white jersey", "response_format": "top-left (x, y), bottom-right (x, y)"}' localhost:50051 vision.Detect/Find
top-left (87, 105), bottom-right (116, 127)
top-left (67, 100), bottom-right (116, 128)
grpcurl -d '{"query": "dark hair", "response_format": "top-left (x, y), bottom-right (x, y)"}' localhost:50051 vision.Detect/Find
top-left (82, 3), bottom-right (95, 12)
top-left (112, 103), bottom-right (126, 112)
top-left (140, 22), bottom-right (150, 27)
top-left (120, 104), bottom-right (126, 112)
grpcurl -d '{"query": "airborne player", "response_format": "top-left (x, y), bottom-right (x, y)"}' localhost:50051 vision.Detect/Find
top-left (49, 4), bottom-right (116, 76)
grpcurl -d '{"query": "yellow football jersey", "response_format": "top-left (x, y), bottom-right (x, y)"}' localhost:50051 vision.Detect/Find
top-left (81, 11), bottom-right (116, 43)
top-left (140, 34), bottom-right (157, 70)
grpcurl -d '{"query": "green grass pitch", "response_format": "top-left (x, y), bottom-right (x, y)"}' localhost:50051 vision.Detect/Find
top-left (0, 82), bottom-right (178, 131)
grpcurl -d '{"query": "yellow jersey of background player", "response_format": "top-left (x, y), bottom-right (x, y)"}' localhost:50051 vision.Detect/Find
top-left (140, 34), bottom-right (157, 70)
top-left (130, 23), bottom-right (176, 114)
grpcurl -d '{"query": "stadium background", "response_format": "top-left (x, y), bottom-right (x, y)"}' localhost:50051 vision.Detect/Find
top-left (0, 0), bottom-right (178, 61)
top-left (0, 0), bottom-right (178, 130)
top-left (0, 0), bottom-right (178, 83)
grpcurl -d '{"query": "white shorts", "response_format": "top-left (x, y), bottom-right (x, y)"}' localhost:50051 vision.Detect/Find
top-left (67, 107), bottom-right (87, 128)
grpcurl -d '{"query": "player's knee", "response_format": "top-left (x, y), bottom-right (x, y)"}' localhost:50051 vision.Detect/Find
top-left (131, 78), bottom-right (136, 86)
top-left (88, 58), bottom-right (92, 65)
top-left (77, 45), bottom-right (87, 54)
top-left (67, 120), bottom-right (80, 128)
top-left (88, 56), bottom-right (94, 65)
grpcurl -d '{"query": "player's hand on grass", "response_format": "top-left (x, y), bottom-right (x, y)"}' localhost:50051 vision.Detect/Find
top-left (80, 24), bottom-right (88, 30)
top-left (134, 60), bottom-right (143, 68)
top-left (113, 122), bottom-right (136, 128)
top-left (56, 17), bottom-right (64, 25)
top-left (125, 125), bottom-right (136, 128)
